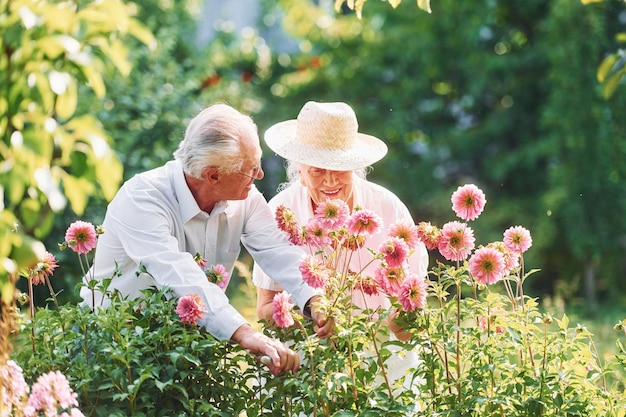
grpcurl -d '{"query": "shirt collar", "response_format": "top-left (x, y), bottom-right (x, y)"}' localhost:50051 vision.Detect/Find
top-left (173, 161), bottom-right (230, 223)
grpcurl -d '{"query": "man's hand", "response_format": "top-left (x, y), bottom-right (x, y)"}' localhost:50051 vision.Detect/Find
top-left (307, 295), bottom-right (335, 339)
top-left (231, 325), bottom-right (300, 376)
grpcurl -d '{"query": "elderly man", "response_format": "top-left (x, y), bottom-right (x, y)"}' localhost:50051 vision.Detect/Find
top-left (81, 103), bottom-right (330, 376)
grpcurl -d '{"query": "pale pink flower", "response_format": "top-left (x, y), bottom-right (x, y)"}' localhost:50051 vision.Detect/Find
top-left (378, 237), bottom-right (410, 268)
top-left (398, 274), bottom-right (429, 312)
top-left (304, 219), bottom-right (332, 248)
top-left (469, 246), bottom-right (506, 285)
top-left (416, 221), bottom-right (442, 250)
top-left (314, 199), bottom-right (350, 231)
top-left (28, 251), bottom-right (58, 286)
top-left (451, 184), bottom-right (486, 221)
top-left (25, 371), bottom-right (81, 417)
top-left (487, 241), bottom-right (520, 274)
top-left (388, 221), bottom-right (420, 249)
top-left (1, 360), bottom-right (30, 413)
top-left (176, 293), bottom-right (207, 325)
top-left (206, 264), bottom-right (230, 290)
top-left (299, 256), bottom-right (329, 289)
top-left (374, 265), bottom-right (407, 297)
top-left (272, 291), bottom-right (295, 328)
top-left (275, 205), bottom-right (303, 246)
top-left (64, 220), bottom-right (97, 254)
top-left (438, 221), bottom-right (475, 261)
top-left (346, 209), bottom-right (382, 237)
top-left (503, 226), bottom-right (532, 253)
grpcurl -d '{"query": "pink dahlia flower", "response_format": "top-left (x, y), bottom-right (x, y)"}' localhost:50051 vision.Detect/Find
top-left (374, 265), bottom-right (407, 297)
top-left (503, 226), bottom-right (532, 253)
top-left (272, 291), bottom-right (295, 328)
top-left (304, 219), bottom-right (332, 248)
top-left (378, 237), bottom-right (410, 268)
top-left (176, 293), bottom-right (207, 325)
top-left (64, 220), bottom-right (97, 254)
top-left (358, 275), bottom-right (380, 296)
top-left (299, 256), bottom-right (329, 289)
top-left (416, 221), bottom-right (442, 250)
top-left (398, 274), bottom-right (429, 312)
top-left (451, 184), bottom-right (486, 221)
top-left (207, 264), bottom-right (230, 290)
top-left (275, 205), bottom-right (303, 246)
top-left (438, 221), bottom-right (475, 261)
top-left (28, 251), bottom-right (58, 286)
top-left (346, 209), bottom-right (382, 237)
top-left (388, 221), bottom-right (420, 249)
top-left (487, 241), bottom-right (520, 274)
top-left (469, 246), bottom-right (506, 285)
top-left (314, 199), bottom-right (350, 231)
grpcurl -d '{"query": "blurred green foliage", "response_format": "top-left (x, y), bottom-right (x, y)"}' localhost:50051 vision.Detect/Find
top-left (250, 0), bottom-right (626, 308)
top-left (1, 0), bottom-right (153, 308)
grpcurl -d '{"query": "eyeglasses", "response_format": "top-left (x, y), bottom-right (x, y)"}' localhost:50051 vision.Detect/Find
top-left (235, 165), bottom-right (263, 180)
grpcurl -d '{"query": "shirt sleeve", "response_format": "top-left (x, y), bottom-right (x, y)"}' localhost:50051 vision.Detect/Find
top-left (104, 186), bottom-right (248, 341)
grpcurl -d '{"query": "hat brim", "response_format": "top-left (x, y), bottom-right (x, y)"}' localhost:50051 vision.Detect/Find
top-left (264, 119), bottom-right (388, 171)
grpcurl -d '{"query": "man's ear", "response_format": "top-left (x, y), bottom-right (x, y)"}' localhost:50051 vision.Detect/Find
top-left (203, 167), bottom-right (220, 181)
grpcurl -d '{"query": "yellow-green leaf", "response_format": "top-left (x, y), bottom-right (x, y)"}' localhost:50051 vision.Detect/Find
top-left (597, 53), bottom-right (618, 82)
top-left (128, 19), bottom-right (157, 50)
top-left (62, 174), bottom-right (94, 215)
top-left (55, 77), bottom-right (78, 120)
top-left (417, 0), bottom-right (432, 13)
top-left (80, 65), bottom-right (106, 98)
top-left (603, 68), bottom-right (625, 99)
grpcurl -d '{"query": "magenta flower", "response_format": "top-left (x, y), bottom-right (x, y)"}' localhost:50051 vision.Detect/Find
top-left (1, 360), bottom-right (30, 413)
top-left (469, 246), bottom-right (506, 285)
top-left (24, 371), bottom-right (82, 417)
top-left (479, 315), bottom-right (505, 334)
top-left (346, 209), bottom-right (382, 237)
top-left (176, 293), bottom-right (207, 325)
top-left (451, 184), bottom-right (486, 221)
top-left (503, 226), bottom-right (533, 253)
top-left (64, 220), bottom-right (97, 254)
top-left (388, 221), bottom-right (420, 249)
top-left (299, 256), bottom-right (329, 289)
top-left (416, 221), bottom-right (442, 250)
top-left (378, 237), bottom-right (410, 268)
top-left (275, 205), bottom-right (303, 246)
top-left (272, 291), bottom-right (295, 328)
top-left (206, 264), bottom-right (230, 290)
top-left (28, 251), bottom-right (58, 286)
top-left (314, 199), bottom-right (350, 231)
top-left (374, 265), bottom-right (407, 297)
top-left (398, 274), bottom-right (429, 312)
top-left (438, 221), bottom-right (475, 262)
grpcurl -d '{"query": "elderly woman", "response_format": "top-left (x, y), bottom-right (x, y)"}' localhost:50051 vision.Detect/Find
top-left (253, 101), bottom-right (428, 398)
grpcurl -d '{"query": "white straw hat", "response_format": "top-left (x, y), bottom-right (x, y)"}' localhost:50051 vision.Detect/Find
top-left (263, 101), bottom-right (388, 171)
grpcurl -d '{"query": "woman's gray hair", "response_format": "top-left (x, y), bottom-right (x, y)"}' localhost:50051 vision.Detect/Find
top-left (173, 104), bottom-right (257, 178)
top-left (277, 160), bottom-right (369, 192)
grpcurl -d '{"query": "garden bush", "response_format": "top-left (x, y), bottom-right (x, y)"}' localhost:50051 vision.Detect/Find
top-left (3, 185), bottom-right (625, 416)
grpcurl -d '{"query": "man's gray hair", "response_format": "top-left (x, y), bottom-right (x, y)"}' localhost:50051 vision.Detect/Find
top-left (174, 104), bottom-right (257, 178)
